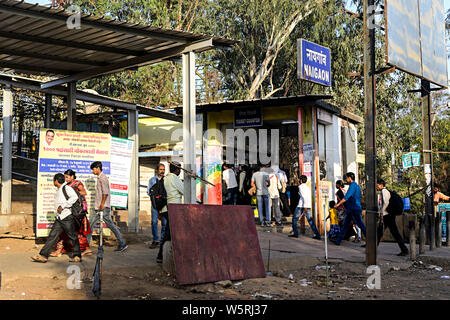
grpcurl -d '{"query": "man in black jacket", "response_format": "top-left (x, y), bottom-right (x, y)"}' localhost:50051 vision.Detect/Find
top-left (377, 179), bottom-right (409, 256)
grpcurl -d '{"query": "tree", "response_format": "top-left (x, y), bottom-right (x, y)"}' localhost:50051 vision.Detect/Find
top-left (73, 0), bottom-right (214, 108)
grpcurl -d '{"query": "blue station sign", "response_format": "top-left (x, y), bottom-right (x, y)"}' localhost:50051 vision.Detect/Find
top-left (297, 39), bottom-right (332, 87)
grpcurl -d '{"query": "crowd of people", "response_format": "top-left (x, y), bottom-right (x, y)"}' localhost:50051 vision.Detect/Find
top-left (217, 163), bottom-right (449, 256)
top-left (31, 161), bottom-right (128, 263)
top-left (31, 158), bottom-right (449, 264)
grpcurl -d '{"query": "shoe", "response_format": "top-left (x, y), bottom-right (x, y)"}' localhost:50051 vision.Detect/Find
top-left (397, 251), bottom-right (409, 256)
top-left (312, 235), bottom-right (321, 240)
top-left (49, 250), bottom-right (62, 257)
top-left (31, 255), bottom-right (48, 263)
top-left (275, 222), bottom-right (282, 226)
top-left (115, 244), bottom-right (128, 252)
top-left (82, 248), bottom-right (93, 256)
top-left (260, 222), bottom-right (265, 227)
top-left (266, 222), bottom-right (272, 227)
top-left (149, 241), bottom-right (160, 249)
top-left (361, 244), bottom-right (366, 248)
top-left (288, 234), bottom-right (298, 238)
top-left (69, 256), bottom-right (81, 262)
top-left (329, 238), bottom-right (339, 245)
top-left (156, 258), bottom-right (163, 264)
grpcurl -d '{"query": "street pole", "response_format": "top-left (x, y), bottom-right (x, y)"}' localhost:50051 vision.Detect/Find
top-left (421, 79), bottom-right (435, 251)
top-left (363, 0), bottom-right (378, 266)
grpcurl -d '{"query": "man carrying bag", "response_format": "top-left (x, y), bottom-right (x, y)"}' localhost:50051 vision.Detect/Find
top-left (377, 179), bottom-right (409, 256)
top-left (31, 173), bottom-right (82, 263)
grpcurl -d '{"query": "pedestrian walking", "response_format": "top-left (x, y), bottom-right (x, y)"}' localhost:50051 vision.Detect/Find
top-left (147, 163), bottom-right (168, 249)
top-left (31, 173), bottom-right (82, 263)
top-left (289, 175), bottom-right (321, 240)
top-left (331, 172), bottom-right (367, 246)
top-left (335, 180), bottom-right (346, 225)
top-left (377, 179), bottom-right (409, 256)
top-left (276, 166), bottom-right (291, 217)
top-left (238, 165), bottom-right (248, 204)
top-left (222, 163), bottom-right (238, 205)
top-left (50, 169), bottom-right (93, 257)
top-left (157, 161), bottom-right (184, 263)
top-left (327, 200), bottom-right (340, 240)
top-left (268, 169), bottom-right (282, 226)
top-left (251, 165), bottom-right (271, 226)
top-left (86, 161), bottom-right (128, 252)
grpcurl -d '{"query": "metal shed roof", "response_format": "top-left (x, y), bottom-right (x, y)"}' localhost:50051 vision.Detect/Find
top-left (174, 95), bottom-right (363, 124)
top-left (0, 73), bottom-right (182, 122)
top-left (0, 0), bottom-right (235, 87)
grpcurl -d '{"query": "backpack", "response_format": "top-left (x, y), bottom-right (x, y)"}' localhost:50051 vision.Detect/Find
top-left (149, 177), bottom-right (167, 211)
top-left (385, 189), bottom-right (404, 215)
top-left (62, 185), bottom-right (88, 222)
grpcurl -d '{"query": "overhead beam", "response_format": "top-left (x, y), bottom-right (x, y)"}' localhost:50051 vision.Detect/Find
top-left (0, 60), bottom-right (72, 75)
top-left (0, 30), bottom-right (145, 56)
top-left (136, 106), bottom-right (182, 123)
top-left (41, 39), bottom-right (214, 89)
top-left (0, 48), bottom-right (107, 66)
top-left (0, 3), bottom-right (190, 44)
top-left (0, 75), bottom-right (181, 122)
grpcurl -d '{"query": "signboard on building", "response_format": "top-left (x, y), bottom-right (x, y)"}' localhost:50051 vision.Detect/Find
top-left (297, 39), bottom-right (332, 87)
top-left (303, 161), bottom-right (312, 177)
top-left (438, 204), bottom-right (449, 242)
top-left (402, 152), bottom-right (421, 169)
top-left (357, 153), bottom-right (365, 164)
top-left (234, 107), bottom-right (263, 128)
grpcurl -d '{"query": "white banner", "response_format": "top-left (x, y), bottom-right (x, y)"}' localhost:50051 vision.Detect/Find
top-left (110, 137), bottom-right (134, 209)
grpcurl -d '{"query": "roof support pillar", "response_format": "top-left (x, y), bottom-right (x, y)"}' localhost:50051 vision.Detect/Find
top-left (45, 93), bottom-right (52, 128)
top-left (67, 82), bottom-right (77, 131)
top-left (127, 109), bottom-right (139, 232)
top-left (2, 85), bottom-right (13, 215)
top-left (182, 51), bottom-right (197, 204)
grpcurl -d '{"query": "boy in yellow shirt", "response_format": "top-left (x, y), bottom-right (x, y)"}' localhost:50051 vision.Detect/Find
top-left (327, 200), bottom-right (340, 240)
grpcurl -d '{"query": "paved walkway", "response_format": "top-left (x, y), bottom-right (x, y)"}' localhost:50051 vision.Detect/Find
top-left (1, 226), bottom-right (449, 284)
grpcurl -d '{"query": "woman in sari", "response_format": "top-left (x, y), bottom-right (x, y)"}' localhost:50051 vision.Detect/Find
top-left (50, 169), bottom-right (93, 256)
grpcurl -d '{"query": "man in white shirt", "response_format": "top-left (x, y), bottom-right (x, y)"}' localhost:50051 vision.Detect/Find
top-left (222, 163), bottom-right (238, 205)
top-left (377, 179), bottom-right (408, 256)
top-left (31, 173), bottom-right (81, 263)
top-left (289, 175), bottom-right (321, 240)
top-left (251, 165), bottom-right (271, 226)
top-left (272, 165), bottom-right (291, 217)
top-left (268, 170), bottom-right (282, 226)
top-left (157, 161), bottom-right (184, 263)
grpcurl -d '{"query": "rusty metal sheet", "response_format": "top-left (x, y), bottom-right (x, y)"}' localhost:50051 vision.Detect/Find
top-left (168, 204), bottom-right (266, 285)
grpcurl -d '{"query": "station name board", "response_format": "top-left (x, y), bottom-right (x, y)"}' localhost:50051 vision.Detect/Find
top-left (297, 39), bottom-right (332, 87)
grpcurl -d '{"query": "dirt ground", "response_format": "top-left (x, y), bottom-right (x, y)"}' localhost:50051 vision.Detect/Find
top-left (1, 238), bottom-right (449, 300)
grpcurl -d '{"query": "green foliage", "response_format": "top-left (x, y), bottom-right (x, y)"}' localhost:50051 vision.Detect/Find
top-left (66, 0), bottom-right (448, 214)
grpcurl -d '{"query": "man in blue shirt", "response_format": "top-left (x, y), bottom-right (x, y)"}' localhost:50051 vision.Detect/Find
top-left (147, 163), bottom-right (167, 249)
top-left (331, 172), bottom-right (367, 246)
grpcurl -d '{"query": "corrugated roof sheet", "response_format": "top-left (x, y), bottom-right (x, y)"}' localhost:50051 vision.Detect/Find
top-left (0, 0), bottom-right (235, 77)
